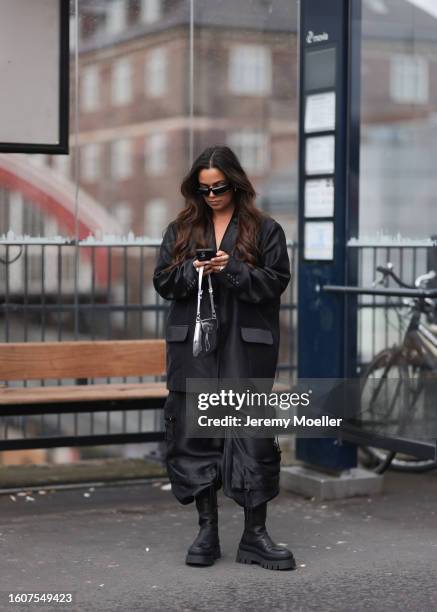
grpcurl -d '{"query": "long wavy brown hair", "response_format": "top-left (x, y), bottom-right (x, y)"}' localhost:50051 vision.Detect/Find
top-left (166, 145), bottom-right (265, 270)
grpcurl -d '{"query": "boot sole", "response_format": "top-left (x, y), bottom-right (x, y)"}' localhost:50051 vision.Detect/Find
top-left (236, 547), bottom-right (296, 571)
top-left (185, 547), bottom-right (221, 567)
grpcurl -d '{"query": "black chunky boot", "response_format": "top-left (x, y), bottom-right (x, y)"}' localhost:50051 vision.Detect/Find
top-left (236, 502), bottom-right (296, 570)
top-left (185, 487), bottom-right (221, 566)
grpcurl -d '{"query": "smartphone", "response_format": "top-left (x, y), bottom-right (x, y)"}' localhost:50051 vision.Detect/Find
top-left (196, 248), bottom-right (216, 262)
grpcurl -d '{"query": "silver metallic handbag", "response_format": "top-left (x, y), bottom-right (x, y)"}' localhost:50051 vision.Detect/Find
top-left (193, 265), bottom-right (218, 357)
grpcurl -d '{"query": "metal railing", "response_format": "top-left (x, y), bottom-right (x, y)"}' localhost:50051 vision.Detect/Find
top-left (353, 240), bottom-right (435, 370)
top-left (1, 237), bottom-right (435, 455)
top-left (336, 239), bottom-right (437, 464)
top-left (0, 238), bottom-right (297, 454)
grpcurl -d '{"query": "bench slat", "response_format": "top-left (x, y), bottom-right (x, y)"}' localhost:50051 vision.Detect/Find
top-left (0, 340), bottom-right (166, 381)
top-left (0, 382), bottom-right (168, 405)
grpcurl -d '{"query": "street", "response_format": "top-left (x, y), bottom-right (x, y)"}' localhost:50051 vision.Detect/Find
top-left (1, 470), bottom-right (437, 611)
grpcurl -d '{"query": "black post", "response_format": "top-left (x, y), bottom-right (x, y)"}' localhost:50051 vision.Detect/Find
top-left (296, 0), bottom-right (362, 470)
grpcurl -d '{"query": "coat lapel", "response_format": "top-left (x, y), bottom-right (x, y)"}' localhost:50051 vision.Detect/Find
top-left (219, 210), bottom-right (238, 255)
top-left (207, 208), bottom-right (238, 254)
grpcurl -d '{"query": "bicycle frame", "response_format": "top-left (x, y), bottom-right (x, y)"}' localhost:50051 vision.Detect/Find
top-left (404, 306), bottom-right (437, 371)
top-left (323, 266), bottom-right (437, 472)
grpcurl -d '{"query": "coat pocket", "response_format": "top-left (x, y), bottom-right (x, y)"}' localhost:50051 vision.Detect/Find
top-left (240, 327), bottom-right (273, 345)
top-left (166, 325), bottom-right (189, 342)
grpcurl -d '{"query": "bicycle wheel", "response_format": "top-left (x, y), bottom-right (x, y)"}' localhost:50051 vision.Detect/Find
top-left (359, 347), bottom-right (437, 473)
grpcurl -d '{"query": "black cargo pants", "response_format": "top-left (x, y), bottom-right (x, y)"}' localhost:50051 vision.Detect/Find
top-left (163, 391), bottom-right (281, 508)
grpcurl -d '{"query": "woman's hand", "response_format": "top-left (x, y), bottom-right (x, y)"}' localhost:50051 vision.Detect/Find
top-left (193, 259), bottom-right (214, 276)
top-left (193, 250), bottom-right (230, 276)
top-left (209, 250), bottom-right (230, 273)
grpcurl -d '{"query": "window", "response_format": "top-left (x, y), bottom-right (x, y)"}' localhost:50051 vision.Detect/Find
top-left (81, 144), bottom-right (101, 182)
top-left (228, 45), bottom-right (272, 96)
top-left (114, 202), bottom-right (133, 235)
top-left (145, 47), bottom-right (168, 97)
top-left (53, 154), bottom-right (70, 178)
top-left (82, 65), bottom-right (99, 112)
top-left (30, 154), bottom-right (48, 167)
top-left (140, 0), bottom-right (161, 24)
top-left (23, 199), bottom-right (45, 236)
top-left (227, 130), bottom-right (269, 174)
top-left (106, 0), bottom-right (126, 35)
top-left (111, 139), bottom-right (132, 180)
top-left (145, 132), bottom-right (168, 175)
top-left (70, 15), bottom-right (77, 53)
top-left (111, 58), bottom-right (132, 106)
top-left (363, 0), bottom-right (389, 14)
top-left (8, 191), bottom-right (24, 236)
top-left (390, 54), bottom-right (429, 104)
top-left (144, 198), bottom-right (168, 236)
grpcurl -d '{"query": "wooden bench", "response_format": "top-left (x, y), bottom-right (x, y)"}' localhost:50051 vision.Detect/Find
top-left (0, 340), bottom-right (168, 451)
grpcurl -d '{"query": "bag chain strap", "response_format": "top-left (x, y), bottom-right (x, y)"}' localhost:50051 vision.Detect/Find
top-left (196, 265), bottom-right (217, 321)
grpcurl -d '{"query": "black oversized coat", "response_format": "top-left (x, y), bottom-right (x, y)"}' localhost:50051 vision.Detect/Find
top-left (152, 209), bottom-right (291, 392)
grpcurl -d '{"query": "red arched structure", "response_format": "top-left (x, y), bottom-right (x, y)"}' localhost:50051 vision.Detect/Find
top-left (0, 153), bottom-right (120, 284)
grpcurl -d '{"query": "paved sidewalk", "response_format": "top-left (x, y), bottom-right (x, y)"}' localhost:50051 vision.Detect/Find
top-left (1, 469), bottom-right (437, 612)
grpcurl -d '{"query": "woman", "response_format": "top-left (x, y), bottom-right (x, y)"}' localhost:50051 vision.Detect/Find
top-left (153, 145), bottom-right (295, 571)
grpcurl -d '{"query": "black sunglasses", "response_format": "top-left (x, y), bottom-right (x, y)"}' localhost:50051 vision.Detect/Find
top-left (197, 183), bottom-right (232, 196)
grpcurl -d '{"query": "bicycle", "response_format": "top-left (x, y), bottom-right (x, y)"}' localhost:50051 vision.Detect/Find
top-left (358, 263), bottom-right (437, 472)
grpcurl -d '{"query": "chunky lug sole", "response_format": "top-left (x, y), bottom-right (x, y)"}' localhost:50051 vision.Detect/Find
top-left (185, 546), bottom-right (221, 567)
top-left (236, 545), bottom-right (296, 571)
